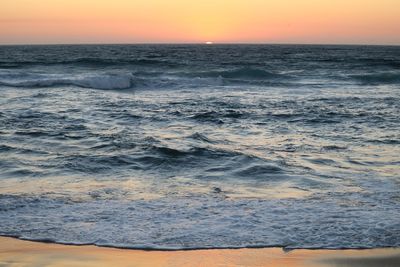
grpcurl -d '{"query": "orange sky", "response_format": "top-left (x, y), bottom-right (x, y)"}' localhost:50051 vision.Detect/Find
top-left (1, 0), bottom-right (399, 45)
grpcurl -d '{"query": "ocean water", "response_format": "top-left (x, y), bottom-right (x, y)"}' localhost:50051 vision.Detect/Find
top-left (0, 44), bottom-right (399, 250)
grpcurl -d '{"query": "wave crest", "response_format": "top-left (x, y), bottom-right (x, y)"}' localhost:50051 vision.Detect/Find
top-left (190, 67), bottom-right (285, 80)
top-left (0, 73), bottom-right (133, 90)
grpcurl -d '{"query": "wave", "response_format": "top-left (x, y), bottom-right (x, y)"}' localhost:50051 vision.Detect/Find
top-left (1, 68), bottom-right (399, 92)
top-left (0, 73), bottom-right (134, 90)
top-left (1, 190), bottom-right (399, 250)
top-left (189, 110), bottom-right (249, 125)
top-left (0, 71), bottom-right (283, 90)
top-left (350, 72), bottom-right (400, 84)
top-left (45, 142), bottom-right (287, 178)
top-left (184, 67), bottom-right (286, 80)
top-left (3, 235), bottom-right (399, 251)
top-left (233, 164), bottom-right (284, 180)
top-left (188, 132), bottom-right (214, 143)
top-left (0, 58), bottom-right (180, 68)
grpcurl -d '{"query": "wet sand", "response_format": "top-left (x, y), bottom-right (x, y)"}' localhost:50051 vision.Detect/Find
top-left (0, 237), bottom-right (399, 267)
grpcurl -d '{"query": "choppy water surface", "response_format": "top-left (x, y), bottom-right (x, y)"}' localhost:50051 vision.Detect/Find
top-left (0, 45), bottom-right (399, 249)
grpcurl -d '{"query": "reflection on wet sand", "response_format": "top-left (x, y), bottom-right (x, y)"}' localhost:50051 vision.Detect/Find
top-left (0, 237), bottom-right (399, 267)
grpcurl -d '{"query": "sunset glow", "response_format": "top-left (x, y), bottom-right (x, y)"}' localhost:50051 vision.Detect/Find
top-left (1, 0), bottom-right (399, 44)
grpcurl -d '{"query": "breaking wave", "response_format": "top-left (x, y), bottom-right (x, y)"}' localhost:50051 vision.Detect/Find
top-left (0, 68), bottom-right (290, 90)
top-left (0, 73), bottom-right (134, 90)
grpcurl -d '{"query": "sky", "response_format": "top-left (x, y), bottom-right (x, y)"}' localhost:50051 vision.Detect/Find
top-left (1, 0), bottom-right (399, 45)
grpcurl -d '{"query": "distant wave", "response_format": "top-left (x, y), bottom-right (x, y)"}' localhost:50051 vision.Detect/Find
top-left (3, 67), bottom-right (400, 91)
top-left (0, 68), bottom-right (292, 90)
top-left (0, 73), bottom-right (134, 90)
top-left (350, 72), bottom-right (400, 85)
top-left (0, 58), bottom-right (179, 68)
top-left (188, 67), bottom-right (286, 80)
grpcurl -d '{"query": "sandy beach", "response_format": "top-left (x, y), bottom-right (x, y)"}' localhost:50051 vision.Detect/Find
top-left (0, 237), bottom-right (399, 267)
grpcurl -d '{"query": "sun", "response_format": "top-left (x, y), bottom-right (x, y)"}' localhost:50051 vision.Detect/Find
top-left (205, 41), bottom-right (213, 45)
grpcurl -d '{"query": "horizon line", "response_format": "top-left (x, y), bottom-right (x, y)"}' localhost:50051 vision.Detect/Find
top-left (0, 42), bottom-right (399, 47)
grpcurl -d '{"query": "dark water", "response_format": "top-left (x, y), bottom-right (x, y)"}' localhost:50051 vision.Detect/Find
top-left (0, 45), bottom-right (399, 249)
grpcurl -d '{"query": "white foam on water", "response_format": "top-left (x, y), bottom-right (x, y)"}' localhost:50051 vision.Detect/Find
top-left (0, 191), bottom-right (399, 250)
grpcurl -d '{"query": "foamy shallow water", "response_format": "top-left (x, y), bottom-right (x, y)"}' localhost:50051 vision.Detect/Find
top-left (0, 45), bottom-right (399, 249)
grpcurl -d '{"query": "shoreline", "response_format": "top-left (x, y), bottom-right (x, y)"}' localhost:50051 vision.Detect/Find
top-left (1, 235), bottom-right (399, 252)
top-left (1, 237), bottom-right (399, 267)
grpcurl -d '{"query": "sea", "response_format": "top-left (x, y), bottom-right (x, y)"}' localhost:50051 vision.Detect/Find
top-left (0, 44), bottom-right (399, 250)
